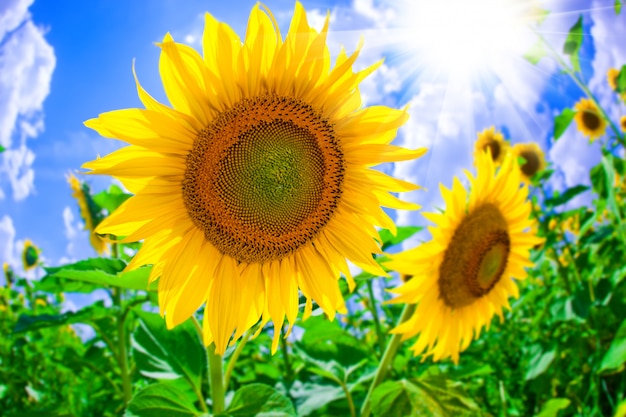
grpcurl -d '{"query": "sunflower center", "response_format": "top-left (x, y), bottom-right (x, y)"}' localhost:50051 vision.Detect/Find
top-left (519, 150), bottom-right (540, 178)
top-left (582, 110), bottom-right (600, 131)
top-left (183, 94), bottom-right (344, 264)
top-left (486, 141), bottom-right (500, 161)
top-left (438, 203), bottom-right (510, 308)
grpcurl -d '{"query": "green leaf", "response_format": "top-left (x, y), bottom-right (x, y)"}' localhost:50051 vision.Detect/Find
top-left (545, 185), bottom-right (589, 208)
top-left (93, 184), bottom-right (133, 214)
top-left (536, 398), bottom-right (571, 417)
top-left (524, 39), bottom-right (548, 65)
top-left (290, 382), bottom-right (345, 417)
top-left (222, 383), bottom-right (296, 417)
top-left (553, 108), bottom-right (576, 140)
top-left (125, 380), bottom-right (202, 417)
top-left (297, 315), bottom-right (369, 367)
top-left (0, 144), bottom-right (5, 153)
top-left (379, 226), bottom-right (423, 251)
top-left (525, 350), bottom-right (556, 380)
top-left (599, 318), bottom-right (626, 373)
top-left (43, 258), bottom-right (156, 292)
top-left (563, 15), bottom-right (583, 73)
top-left (616, 65), bottom-right (626, 94)
top-left (14, 301), bottom-right (111, 333)
top-left (616, 0), bottom-right (623, 15)
top-left (132, 310), bottom-right (206, 392)
top-left (370, 377), bottom-right (482, 417)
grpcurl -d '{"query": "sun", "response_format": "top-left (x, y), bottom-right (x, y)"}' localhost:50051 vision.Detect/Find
top-left (397, 0), bottom-right (538, 77)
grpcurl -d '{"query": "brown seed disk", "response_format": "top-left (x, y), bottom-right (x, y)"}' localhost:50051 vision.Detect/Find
top-left (438, 203), bottom-right (511, 308)
top-left (582, 110), bottom-right (600, 131)
top-left (519, 150), bottom-right (540, 178)
top-left (486, 141), bottom-right (500, 161)
top-left (182, 94), bottom-right (344, 264)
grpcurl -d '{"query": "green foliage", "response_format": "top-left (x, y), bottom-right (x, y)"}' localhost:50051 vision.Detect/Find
top-left (553, 108), bottom-right (576, 140)
top-left (525, 39), bottom-right (548, 65)
top-left (219, 383), bottom-right (296, 416)
top-left (616, 65), bottom-right (626, 93)
top-left (125, 380), bottom-right (203, 417)
top-left (563, 15), bottom-right (584, 73)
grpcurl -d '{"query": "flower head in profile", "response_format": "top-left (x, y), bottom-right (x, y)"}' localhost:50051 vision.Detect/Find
top-left (511, 142), bottom-right (546, 184)
top-left (474, 126), bottom-right (509, 165)
top-left (620, 115), bottom-right (626, 132)
top-left (574, 98), bottom-right (606, 140)
top-left (67, 174), bottom-right (109, 255)
top-left (83, 2), bottom-right (425, 354)
top-left (22, 240), bottom-right (40, 271)
top-left (384, 150), bottom-right (542, 363)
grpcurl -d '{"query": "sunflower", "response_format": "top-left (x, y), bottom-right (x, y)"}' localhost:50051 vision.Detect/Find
top-left (573, 98), bottom-right (607, 140)
top-left (83, 3), bottom-right (425, 354)
top-left (67, 174), bottom-right (109, 255)
top-left (511, 142), bottom-right (546, 184)
top-left (620, 115), bottom-right (626, 133)
top-left (384, 150), bottom-right (542, 363)
top-left (608, 68), bottom-right (619, 91)
top-left (474, 126), bottom-right (509, 165)
top-left (22, 239), bottom-right (40, 271)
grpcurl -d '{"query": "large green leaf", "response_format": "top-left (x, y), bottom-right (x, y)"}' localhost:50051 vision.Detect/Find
top-left (370, 377), bottom-right (482, 417)
top-left (617, 65), bottom-right (626, 93)
top-left (379, 226), bottom-right (423, 251)
top-left (536, 398), bottom-right (571, 417)
top-left (290, 382), bottom-right (345, 417)
top-left (132, 310), bottom-right (206, 392)
top-left (94, 184), bottom-right (133, 214)
top-left (545, 185), bottom-right (589, 208)
top-left (616, 0), bottom-right (623, 14)
top-left (563, 15), bottom-right (583, 73)
top-left (42, 258), bottom-right (156, 292)
top-left (599, 318), bottom-right (626, 373)
top-left (525, 349), bottom-right (556, 380)
top-left (13, 301), bottom-right (112, 333)
top-left (219, 383), bottom-right (296, 417)
top-left (553, 108), bottom-right (576, 140)
top-left (125, 380), bottom-right (203, 417)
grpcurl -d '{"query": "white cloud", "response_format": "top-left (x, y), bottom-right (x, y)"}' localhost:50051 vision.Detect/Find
top-left (0, 215), bottom-right (19, 274)
top-left (0, 1), bottom-right (55, 201)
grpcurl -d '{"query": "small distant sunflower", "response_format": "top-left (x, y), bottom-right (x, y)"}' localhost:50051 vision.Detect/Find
top-left (574, 98), bottom-right (607, 140)
top-left (608, 68), bottom-right (620, 91)
top-left (67, 174), bottom-right (109, 255)
top-left (474, 127), bottom-right (509, 165)
top-left (22, 240), bottom-right (40, 271)
top-left (83, 3), bottom-right (425, 354)
top-left (511, 142), bottom-right (546, 184)
top-left (2, 262), bottom-right (13, 288)
top-left (620, 115), bottom-right (626, 132)
top-left (384, 150), bottom-right (542, 363)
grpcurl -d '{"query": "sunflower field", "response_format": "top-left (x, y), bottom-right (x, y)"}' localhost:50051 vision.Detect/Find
top-left (1, 1), bottom-right (626, 416)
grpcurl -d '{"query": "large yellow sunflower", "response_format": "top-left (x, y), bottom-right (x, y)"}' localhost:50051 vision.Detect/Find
top-left (474, 126), bottom-right (509, 165)
top-left (83, 3), bottom-right (425, 354)
top-left (574, 98), bottom-right (607, 140)
top-left (384, 150), bottom-right (542, 363)
top-left (511, 142), bottom-right (546, 184)
top-left (67, 174), bottom-right (109, 255)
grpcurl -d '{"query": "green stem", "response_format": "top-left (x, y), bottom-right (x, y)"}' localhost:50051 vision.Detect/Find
top-left (534, 29), bottom-right (626, 144)
top-left (340, 380), bottom-right (357, 417)
top-left (208, 344), bottom-right (226, 414)
top-left (224, 328), bottom-right (253, 390)
top-left (366, 280), bottom-right (386, 356)
top-left (360, 304), bottom-right (416, 417)
top-left (280, 327), bottom-right (295, 393)
top-left (113, 288), bottom-right (133, 405)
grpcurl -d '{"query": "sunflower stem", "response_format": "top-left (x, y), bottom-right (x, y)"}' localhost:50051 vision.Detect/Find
top-left (224, 328), bottom-right (253, 391)
top-left (113, 287), bottom-right (133, 406)
top-left (208, 343), bottom-right (225, 414)
top-left (366, 279), bottom-right (386, 356)
top-left (360, 303), bottom-right (416, 417)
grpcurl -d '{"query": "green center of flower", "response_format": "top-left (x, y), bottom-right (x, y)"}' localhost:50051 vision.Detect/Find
top-left (183, 94), bottom-right (344, 264)
top-left (438, 203), bottom-right (511, 308)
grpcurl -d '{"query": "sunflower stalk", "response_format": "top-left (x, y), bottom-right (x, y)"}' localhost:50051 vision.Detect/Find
top-left (224, 327), bottom-right (254, 390)
top-left (366, 279), bottom-right (387, 356)
top-left (208, 344), bottom-right (226, 414)
top-left (112, 286), bottom-right (133, 406)
top-left (360, 303), bottom-right (416, 417)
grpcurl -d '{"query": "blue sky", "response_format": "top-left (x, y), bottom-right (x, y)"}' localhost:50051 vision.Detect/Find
top-left (1, 0), bottom-right (625, 283)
